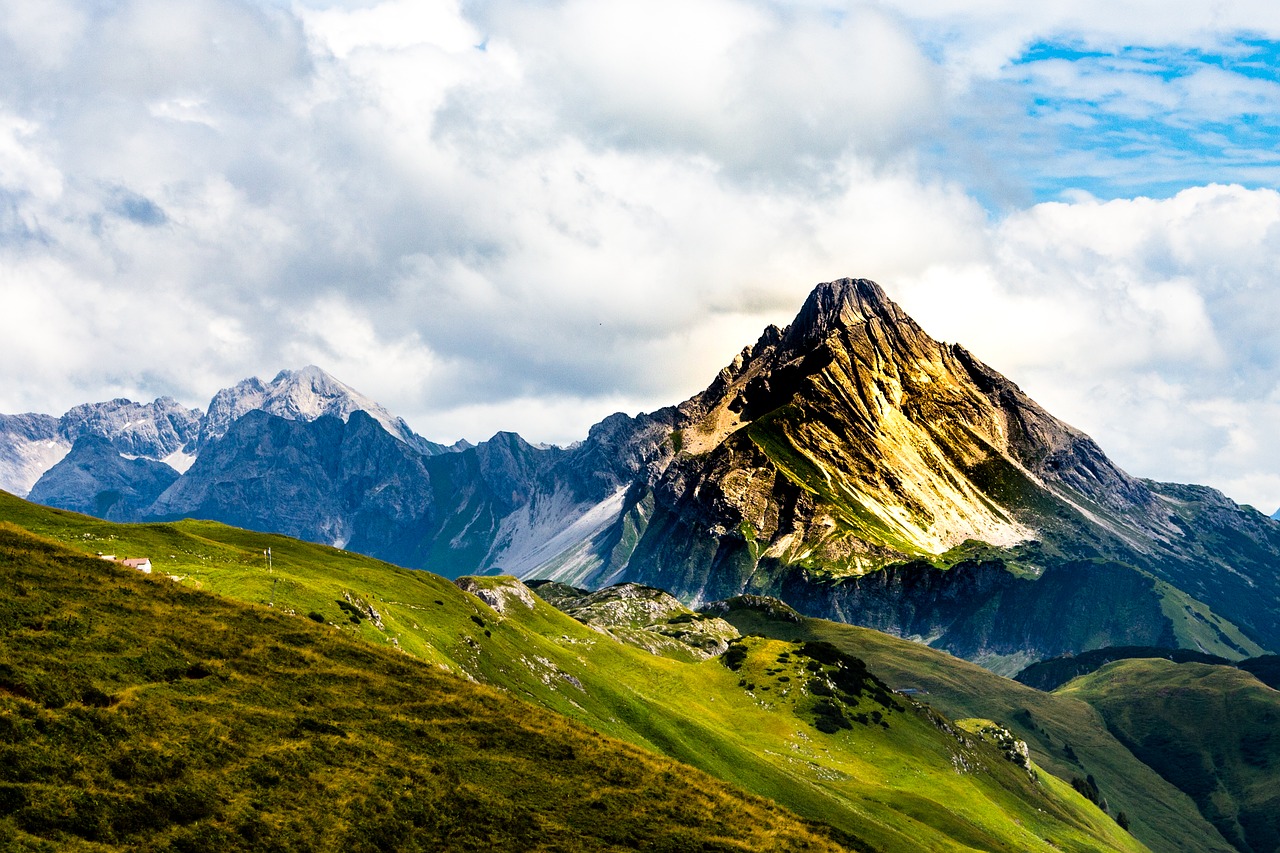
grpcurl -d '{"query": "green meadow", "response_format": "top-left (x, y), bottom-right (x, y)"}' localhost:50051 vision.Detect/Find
top-left (716, 600), bottom-right (1237, 853)
top-left (2, 492), bottom-right (1147, 851)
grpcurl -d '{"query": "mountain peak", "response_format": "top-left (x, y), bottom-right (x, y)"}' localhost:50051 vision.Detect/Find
top-left (270, 364), bottom-right (339, 389)
top-left (783, 278), bottom-right (908, 349)
top-left (262, 366), bottom-right (366, 421)
top-left (671, 275), bottom-right (1158, 569)
top-left (200, 366), bottom-right (453, 456)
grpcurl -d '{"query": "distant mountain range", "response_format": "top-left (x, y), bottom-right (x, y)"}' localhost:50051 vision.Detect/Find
top-left (7, 279), bottom-right (1279, 674)
top-left (0, 396), bottom-right (200, 497)
top-left (1, 365), bottom-right (468, 501)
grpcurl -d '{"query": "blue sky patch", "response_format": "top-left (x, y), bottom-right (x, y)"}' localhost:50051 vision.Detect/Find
top-left (929, 36), bottom-right (1280, 209)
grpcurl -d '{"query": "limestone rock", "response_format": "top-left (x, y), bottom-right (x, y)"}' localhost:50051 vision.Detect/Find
top-left (199, 365), bottom-right (460, 457)
top-left (531, 581), bottom-right (739, 659)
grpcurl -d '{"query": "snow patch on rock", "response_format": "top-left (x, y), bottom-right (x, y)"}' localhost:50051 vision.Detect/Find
top-left (163, 449), bottom-right (197, 474)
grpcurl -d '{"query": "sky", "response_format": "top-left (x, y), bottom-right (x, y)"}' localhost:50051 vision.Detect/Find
top-left (3, 1), bottom-right (1280, 511)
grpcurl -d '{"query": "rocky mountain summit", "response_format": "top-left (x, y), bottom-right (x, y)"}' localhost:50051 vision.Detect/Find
top-left (11, 279), bottom-right (1280, 673)
top-left (645, 278), bottom-right (1162, 574)
top-left (1, 365), bottom-right (464, 500)
top-left (199, 365), bottom-right (463, 456)
top-left (621, 281), bottom-right (1278, 669)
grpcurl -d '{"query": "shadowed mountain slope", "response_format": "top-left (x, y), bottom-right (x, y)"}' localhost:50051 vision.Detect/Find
top-left (28, 434), bottom-right (180, 521)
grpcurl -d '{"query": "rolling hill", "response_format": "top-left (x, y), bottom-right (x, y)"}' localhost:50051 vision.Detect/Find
top-left (0, 492), bottom-right (1146, 852)
top-left (1057, 659), bottom-right (1280, 853)
top-left (0, 521), bottom-right (855, 852)
top-left (710, 596), bottom-right (1238, 853)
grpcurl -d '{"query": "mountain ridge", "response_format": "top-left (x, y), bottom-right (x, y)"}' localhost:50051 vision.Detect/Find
top-left (0, 398), bottom-right (202, 497)
top-left (199, 365), bottom-right (464, 457)
top-left (4, 365), bottom-right (469, 500)
top-left (9, 278), bottom-right (1280, 674)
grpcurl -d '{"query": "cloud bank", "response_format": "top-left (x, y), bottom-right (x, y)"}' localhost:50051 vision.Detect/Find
top-left (1, 0), bottom-right (1279, 510)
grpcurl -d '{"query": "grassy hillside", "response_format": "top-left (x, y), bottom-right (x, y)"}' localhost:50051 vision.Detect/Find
top-left (714, 599), bottom-right (1236, 853)
top-left (0, 523), bottom-right (852, 852)
top-left (1057, 659), bottom-right (1280, 853)
top-left (0, 492), bottom-right (1145, 853)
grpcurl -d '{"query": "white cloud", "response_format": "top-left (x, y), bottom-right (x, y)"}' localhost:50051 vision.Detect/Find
top-left (0, 0), bottom-right (87, 69)
top-left (302, 0), bottom-right (479, 59)
top-left (0, 114), bottom-right (64, 202)
top-left (0, 0), bottom-right (1279, 514)
top-left (896, 184), bottom-right (1280, 510)
top-left (479, 0), bottom-right (941, 177)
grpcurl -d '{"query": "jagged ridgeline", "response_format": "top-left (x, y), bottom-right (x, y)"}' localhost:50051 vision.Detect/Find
top-left (8, 279), bottom-right (1280, 672)
top-left (0, 497), bottom-right (1148, 852)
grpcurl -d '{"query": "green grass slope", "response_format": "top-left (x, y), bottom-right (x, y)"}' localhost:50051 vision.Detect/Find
top-left (713, 599), bottom-right (1236, 853)
top-left (1057, 659), bottom-right (1280, 853)
top-left (0, 522), bottom-right (856, 853)
top-left (0, 492), bottom-right (1145, 853)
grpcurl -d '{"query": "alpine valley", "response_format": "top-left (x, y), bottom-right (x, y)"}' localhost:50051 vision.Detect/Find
top-left (4, 278), bottom-right (1279, 852)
